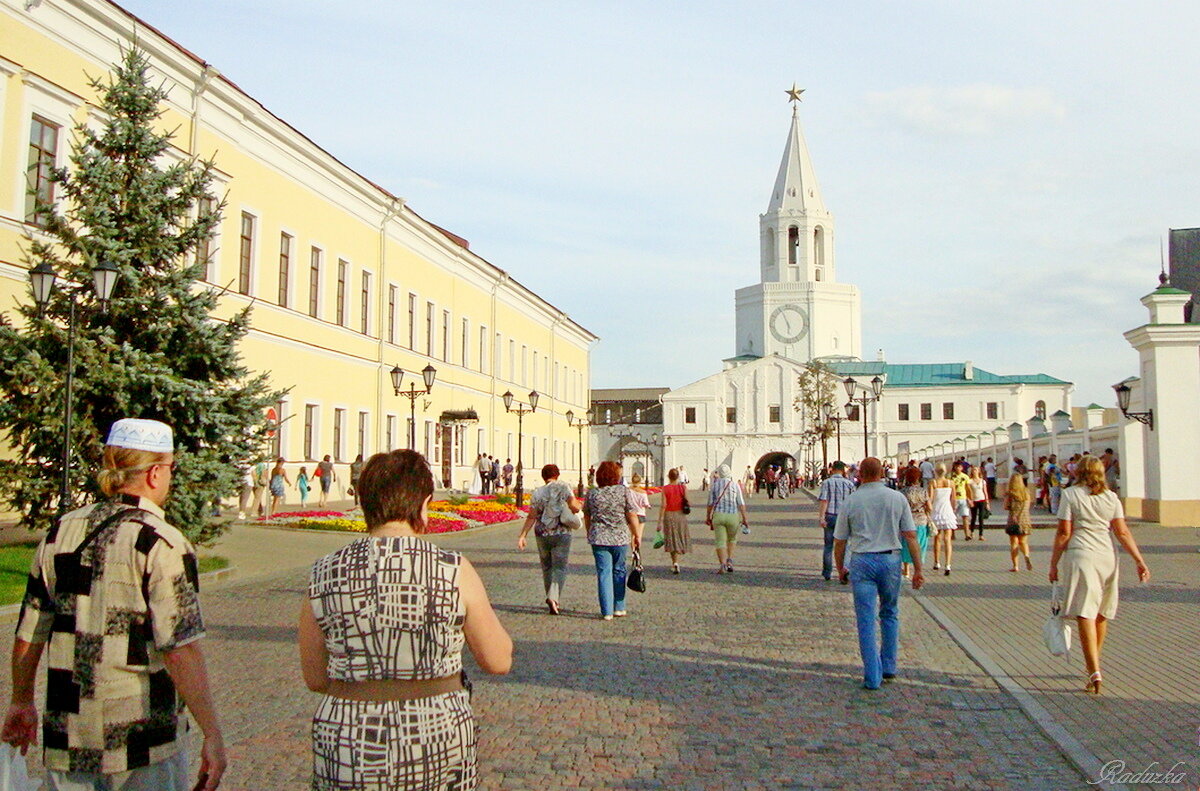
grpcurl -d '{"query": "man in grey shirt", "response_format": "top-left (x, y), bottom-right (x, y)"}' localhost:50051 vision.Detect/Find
top-left (834, 457), bottom-right (925, 690)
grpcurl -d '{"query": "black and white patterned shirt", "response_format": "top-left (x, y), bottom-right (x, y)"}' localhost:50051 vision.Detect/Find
top-left (308, 536), bottom-right (466, 682)
top-left (15, 495), bottom-right (204, 774)
top-left (583, 485), bottom-right (633, 547)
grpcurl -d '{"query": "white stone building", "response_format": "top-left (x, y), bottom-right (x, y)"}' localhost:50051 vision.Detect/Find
top-left (633, 98), bottom-right (1074, 478)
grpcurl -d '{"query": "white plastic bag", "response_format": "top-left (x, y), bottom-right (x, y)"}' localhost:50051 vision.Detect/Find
top-left (1042, 583), bottom-right (1072, 658)
top-left (0, 743), bottom-right (41, 791)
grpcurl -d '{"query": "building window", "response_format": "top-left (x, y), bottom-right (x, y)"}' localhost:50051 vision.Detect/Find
top-left (986, 402), bottom-right (999, 420)
top-left (407, 293), bottom-right (417, 349)
top-left (685, 407), bottom-right (696, 424)
top-left (942, 402), bottom-right (955, 420)
top-left (238, 212), bottom-right (255, 295)
top-left (386, 414), bottom-right (396, 451)
top-left (461, 318), bottom-right (469, 367)
top-left (508, 340), bottom-right (515, 382)
top-left (847, 405), bottom-right (861, 422)
top-left (920, 403), bottom-right (932, 421)
top-left (336, 260), bottom-right (348, 326)
top-left (787, 226), bottom-right (799, 267)
top-left (769, 405), bottom-right (781, 423)
top-left (304, 404), bottom-right (318, 461)
top-left (426, 302), bottom-right (435, 357)
top-left (308, 247), bottom-right (321, 318)
top-left (333, 409), bottom-right (346, 462)
top-left (479, 326), bottom-right (488, 372)
top-left (1035, 400), bottom-right (1047, 420)
top-left (898, 403), bottom-right (910, 421)
top-left (387, 285), bottom-right (397, 344)
top-left (521, 346), bottom-right (528, 385)
top-left (196, 197), bottom-right (216, 280)
top-left (360, 271), bottom-right (372, 334)
top-left (442, 310), bottom-right (450, 361)
top-left (26, 115), bottom-right (60, 227)
top-left (357, 411), bottom-right (368, 457)
top-left (726, 407), bottom-right (737, 424)
top-left (277, 232), bottom-right (292, 307)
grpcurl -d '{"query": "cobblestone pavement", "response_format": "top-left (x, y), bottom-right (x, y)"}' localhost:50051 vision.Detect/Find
top-left (1, 495), bottom-right (1093, 789)
top-left (908, 502), bottom-right (1200, 790)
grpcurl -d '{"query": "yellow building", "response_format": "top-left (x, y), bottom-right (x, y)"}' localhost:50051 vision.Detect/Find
top-left (0, 0), bottom-right (596, 500)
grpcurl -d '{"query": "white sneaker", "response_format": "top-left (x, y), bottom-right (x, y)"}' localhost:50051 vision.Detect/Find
top-left (614, 610), bottom-right (627, 617)
top-left (602, 615), bottom-right (613, 621)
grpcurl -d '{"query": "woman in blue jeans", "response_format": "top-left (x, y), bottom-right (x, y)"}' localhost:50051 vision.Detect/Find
top-left (583, 461), bottom-right (642, 620)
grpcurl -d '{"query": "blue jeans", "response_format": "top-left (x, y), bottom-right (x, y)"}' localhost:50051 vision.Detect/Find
top-left (591, 544), bottom-right (628, 616)
top-left (849, 551), bottom-right (902, 689)
top-left (822, 514), bottom-right (837, 579)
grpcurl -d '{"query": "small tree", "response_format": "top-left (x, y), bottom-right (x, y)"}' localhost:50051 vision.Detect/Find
top-left (0, 47), bottom-right (284, 543)
top-left (793, 361), bottom-right (841, 466)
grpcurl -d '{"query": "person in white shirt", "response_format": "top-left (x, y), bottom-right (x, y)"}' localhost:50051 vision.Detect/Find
top-left (983, 457), bottom-right (998, 500)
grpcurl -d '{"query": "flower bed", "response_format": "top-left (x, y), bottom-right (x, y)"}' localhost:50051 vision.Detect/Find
top-left (267, 498), bottom-right (525, 535)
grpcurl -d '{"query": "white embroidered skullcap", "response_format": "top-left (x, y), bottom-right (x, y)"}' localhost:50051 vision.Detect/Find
top-left (106, 418), bottom-right (174, 453)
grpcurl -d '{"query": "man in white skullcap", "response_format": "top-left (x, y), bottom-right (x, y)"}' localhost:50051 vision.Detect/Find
top-left (2, 419), bottom-right (226, 790)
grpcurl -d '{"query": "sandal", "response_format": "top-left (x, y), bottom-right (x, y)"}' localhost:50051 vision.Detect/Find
top-left (546, 599), bottom-right (560, 615)
top-left (1086, 671), bottom-right (1102, 695)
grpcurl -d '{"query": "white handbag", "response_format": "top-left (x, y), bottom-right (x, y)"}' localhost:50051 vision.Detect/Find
top-left (1042, 583), bottom-right (1072, 658)
top-left (557, 492), bottom-right (582, 530)
top-left (0, 743), bottom-right (40, 791)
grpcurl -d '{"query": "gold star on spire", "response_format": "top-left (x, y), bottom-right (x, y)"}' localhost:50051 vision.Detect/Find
top-left (786, 83), bottom-right (805, 104)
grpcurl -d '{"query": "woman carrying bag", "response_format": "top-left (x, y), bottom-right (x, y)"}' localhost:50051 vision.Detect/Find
top-left (1048, 456), bottom-right (1150, 695)
top-left (518, 464), bottom-right (582, 615)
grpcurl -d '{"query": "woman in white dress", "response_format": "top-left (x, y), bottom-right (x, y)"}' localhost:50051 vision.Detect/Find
top-left (1049, 456), bottom-right (1149, 695)
top-left (468, 454), bottom-right (484, 495)
top-left (928, 463), bottom-right (958, 576)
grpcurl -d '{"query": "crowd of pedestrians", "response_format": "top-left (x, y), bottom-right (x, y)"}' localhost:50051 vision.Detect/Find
top-left (2, 415), bottom-right (1151, 789)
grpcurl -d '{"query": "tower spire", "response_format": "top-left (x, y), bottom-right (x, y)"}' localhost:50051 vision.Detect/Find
top-left (768, 86), bottom-right (826, 214)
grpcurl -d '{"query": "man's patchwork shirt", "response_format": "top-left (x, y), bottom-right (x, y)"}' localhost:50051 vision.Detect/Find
top-left (15, 494), bottom-right (205, 774)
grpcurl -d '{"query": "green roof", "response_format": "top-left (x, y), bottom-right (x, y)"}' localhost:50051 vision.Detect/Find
top-left (826, 361), bottom-right (1071, 388)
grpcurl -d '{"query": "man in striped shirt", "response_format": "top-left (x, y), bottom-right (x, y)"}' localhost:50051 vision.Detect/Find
top-left (817, 461), bottom-right (857, 581)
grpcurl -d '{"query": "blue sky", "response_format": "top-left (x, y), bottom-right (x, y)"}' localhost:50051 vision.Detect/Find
top-left (120, 0), bottom-right (1200, 406)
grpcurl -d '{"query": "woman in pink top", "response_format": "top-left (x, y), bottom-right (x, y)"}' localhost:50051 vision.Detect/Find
top-left (656, 468), bottom-right (692, 574)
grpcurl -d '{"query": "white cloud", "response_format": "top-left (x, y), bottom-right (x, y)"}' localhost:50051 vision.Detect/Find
top-left (866, 84), bottom-right (1066, 136)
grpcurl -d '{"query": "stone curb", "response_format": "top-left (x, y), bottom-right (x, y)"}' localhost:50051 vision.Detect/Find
top-left (911, 590), bottom-right (1127, 790)
top-left (801, 484), bottom-right (1124, 789)
top-left (0, 565), bottom-right (238, 624)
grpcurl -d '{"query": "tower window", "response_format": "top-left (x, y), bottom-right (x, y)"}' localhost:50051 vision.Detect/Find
top-left (898, 403), bottom-right (910, 421)
top-left (726, 407), bottom-right (737, 424)
top-left (942, 402), bottom-right (955, 420)
top-left (787, 226), bottom-right (800, 266)
top-left (684, 407), bottom-right (696, 424)
top-left (1035, 401), bottom-right (1047, 420)
top-left (769, 405), bottom-right (781, 423)
top-left (814, 226), bottom-right (825, 272)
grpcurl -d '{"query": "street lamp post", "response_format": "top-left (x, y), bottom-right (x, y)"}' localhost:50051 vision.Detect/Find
top-left (390, 364), bottom-right (437, 451)
top-left (843, 375), bottom-right (886, 460)
top-left (29, 260), bottom-right (120, 517)
top-left (822, 401), bottom-right (843, 464)
top-left (643, 432), bottom-right (672, 487)
top-left (565, 408), bottom-right (594, 497)
top-left (503, 389), bottom-right (539, 504)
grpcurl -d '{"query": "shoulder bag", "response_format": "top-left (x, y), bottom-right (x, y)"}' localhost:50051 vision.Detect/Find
top-left (1042, 583), bottom-right (1072, 657)
top-left (558, 490), bottom-right (582, 530)
top-left (626, 549), bottom-right (646, 593)
top-left (678, 485), bottom-right (691, 515)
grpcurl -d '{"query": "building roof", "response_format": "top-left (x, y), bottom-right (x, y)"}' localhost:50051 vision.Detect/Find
top-left (591, 387), bottom-right (671, 403)
top-left (766, 106), bottom-right (826, 214)
top-left (825, 361), bottom-right (1071, 388)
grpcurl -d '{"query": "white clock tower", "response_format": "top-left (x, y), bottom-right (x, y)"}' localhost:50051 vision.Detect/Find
top-left (734, 89), bottom-right (862, 362)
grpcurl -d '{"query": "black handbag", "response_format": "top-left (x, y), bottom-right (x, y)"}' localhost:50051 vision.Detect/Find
top-left (680, 491), bottom-right (691, 515)
top-left (626, 550), bottom-right (646, 593)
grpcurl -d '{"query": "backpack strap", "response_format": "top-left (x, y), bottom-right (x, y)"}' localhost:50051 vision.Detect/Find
top-left (73, 507), bottom-right (148, 557)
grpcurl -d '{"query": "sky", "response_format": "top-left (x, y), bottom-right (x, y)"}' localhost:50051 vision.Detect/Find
top-left (118, 0), bottom-right (1200, 406)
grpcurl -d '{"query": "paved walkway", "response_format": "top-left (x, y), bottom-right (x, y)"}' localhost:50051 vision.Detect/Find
top-left (907, 504), bottom-right (1200, 790)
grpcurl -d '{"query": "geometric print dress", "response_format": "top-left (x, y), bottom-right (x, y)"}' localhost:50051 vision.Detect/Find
top-left (308, 536), bottom-right (476, 790)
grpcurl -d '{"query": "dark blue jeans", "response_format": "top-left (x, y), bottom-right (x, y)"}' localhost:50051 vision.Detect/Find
top-left (591, 544), bottom-right (628, 616)
top-left (849, 551), bottom-right (902, 689)
top-left (822, 514), bottom-right (837, 580)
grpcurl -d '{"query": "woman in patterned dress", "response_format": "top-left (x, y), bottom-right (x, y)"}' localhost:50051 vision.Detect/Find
top-left (583, 461), bottom-right (642, 620)
top-left (1003, 471), bottom-right (1034, 572)
top-left (299, 449), bottom-right (512, 790)
top-left (657, 468), bottom-right (691, 574)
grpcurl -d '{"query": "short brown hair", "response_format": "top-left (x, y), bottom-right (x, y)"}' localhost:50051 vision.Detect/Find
top-left (595, 460), bottom-right (621, 487)
top-left (358, 450), bottom-right (434, 532)
top-left (98, 446), bottom-right (172, 497)
top-left (902, 466), bottom-right (922, 487)
top-left (667, 468), bottom-right (679, 482)
top-left (541, 464), bottom-right (559, 481)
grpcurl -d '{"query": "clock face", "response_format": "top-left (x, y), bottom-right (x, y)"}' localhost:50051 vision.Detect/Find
top-left (769, 304), bottom-right (808, 344)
